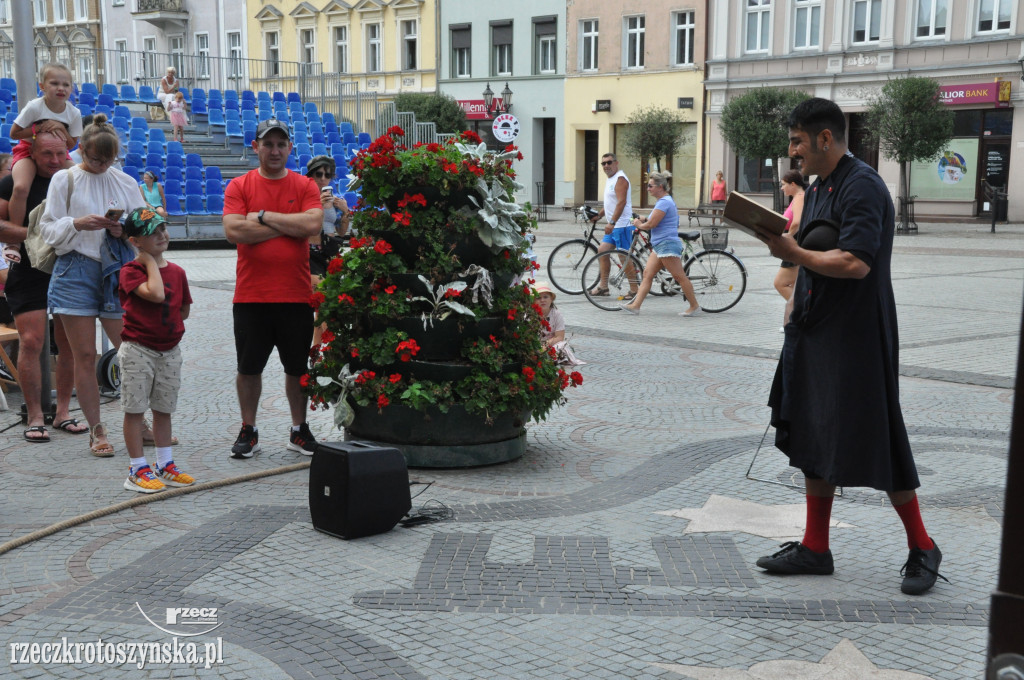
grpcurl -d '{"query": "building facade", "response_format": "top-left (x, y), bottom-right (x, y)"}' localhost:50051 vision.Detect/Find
top-left (437, 0), bottom-right (568, 207)
top-left (564, 0), bottom-right (707, 209)
top-left (0, 0), bottom-right (104, 85)
top-left (705, 0), bottom-right (1024, 221)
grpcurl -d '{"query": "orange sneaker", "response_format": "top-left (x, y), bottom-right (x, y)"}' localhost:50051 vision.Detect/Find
top-left (124, 465), bottom-right (166, 494)
top-left (155, 461), bottom-right (195, 487)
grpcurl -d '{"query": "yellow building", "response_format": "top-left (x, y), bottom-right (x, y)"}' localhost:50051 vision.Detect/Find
top-left (564, 2), bottom-right (707, 210)
top-left (249, 0), bottom-right (437, 98)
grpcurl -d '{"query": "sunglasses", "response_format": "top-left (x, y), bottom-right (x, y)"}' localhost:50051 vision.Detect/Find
top-left (311, 171), bottom-right (333, 179)
top-left (600, 160), bottom-right (614, 167)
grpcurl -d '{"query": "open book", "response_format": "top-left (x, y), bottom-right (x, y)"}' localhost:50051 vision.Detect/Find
top-left (722, 191), bottom-right (788, 239)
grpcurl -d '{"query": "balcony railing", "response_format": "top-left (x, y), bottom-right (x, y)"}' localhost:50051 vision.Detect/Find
top-left (136, 0), bottom-right (185, 11)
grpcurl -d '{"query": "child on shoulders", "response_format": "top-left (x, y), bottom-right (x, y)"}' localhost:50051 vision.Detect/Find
top-left (118, 208), bottom-right (194, 493)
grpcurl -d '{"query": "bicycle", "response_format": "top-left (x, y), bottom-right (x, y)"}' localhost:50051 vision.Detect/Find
top-left (581, 226), bottom-right (747, 312)
top-left (546, 205), bottom-right (601, 295)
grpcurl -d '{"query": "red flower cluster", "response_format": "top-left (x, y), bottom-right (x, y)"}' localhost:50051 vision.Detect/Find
top-left (462, 160), bottom-right (485, 177)
top-left (377, 395), bottom-right (390, 408)
top-left (338, 293), bottom-right (355, 305)
top-left (349, 236), bottom-right (371, 249)
top-left (384, 285), bottom-right (397, 294)
top-left (570, 371), bottom-right (583, 386)
top-left (397, 193), bottom-right (427, 209)
top-left (460, 130), bottom-right (482, 144)
top-left (506, 309), bottom-right (517, 321)
top-left (300, 374), bottom-right (311, 387)
top-left (392, 211), bottom-right (412, 226)
top-left (388, 373), bottom-right (402, 384)
top-left (321, 329), bottom-right (336, 344)
top-left (373, 239), bottom-right (393, 254)
top-left (355, 370), bottom-right (376, 385)
top-left (309, 291), bottom-right (326, 308)
top-left (395, 338), bottom-right (421, 362)
top-left (326, 257), bottom-right (344, 274)
top-left (522, 366), bottom-right (536, 383)
top-left (387, 125), bottom-right (405, 137)
top-left (444, 288), bottom-right (461, 299)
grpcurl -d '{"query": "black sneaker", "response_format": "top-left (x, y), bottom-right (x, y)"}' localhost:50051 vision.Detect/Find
top-left (286, 422), bottom-right (317, 456)
top-left (900, 541), bottom-right (948, 595)
top-left (230, 423), bottom-right (260, 459)
top-left (756, 541), bottom-right (834, 575)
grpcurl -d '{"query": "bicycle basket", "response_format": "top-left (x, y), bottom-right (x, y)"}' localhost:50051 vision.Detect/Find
top-left (701, 227), bottom-right (729, 251)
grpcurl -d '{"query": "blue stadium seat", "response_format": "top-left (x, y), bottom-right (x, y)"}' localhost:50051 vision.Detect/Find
top-left (225, 119), bottom-right (243, 140)
top-left (286, 92), bottom-right (301, 104)
top-left (185, 166), bottom-right (203, 182)
top-left (344, 192), bottom-right (360, 210)
top-left (304, 102), bottom-right (318, 116)
top-left (164, 179), bottom-right (183, 196)
top-left (330, 143), bottom-right (346, 158)
top-left (241, 110), bottom-right (257, 123)
top-left (127, 140), bottom-right (145, 157)
top-left (339, 121), bottom-right (353, 135)
top-left (124, 152), bottom-right (144, 169)
top-left (147, 141), bottom-right (165, 158)
top-left (81, 83), bottom-right (99, 98)
top-left (292, 121), bottom-right (307, 136)
top-left (185, 194), bottom-right (208, 215)
top-left (145, 152), bottom-right (164, 168)
top-left (164, 166), bottom-right (183, 183)
top-left (116, 128), bottom-right (129, 149)
top-left (294, 142), bottom-right (311, 158)
top-left (310, 132), bottom-right (325, 146)
top-left (78, 104), bottom-right (93, 117)
top-left (78, 92), bottom-right (96, 108)
top-left (184, 179), bottom-right (204, 196)
top-left (113, 105), bottom-right (131, 120)
top-left (191, 87), bottom-right (206, 102)
top-left (185, 153), bottom-right (203, 168)
top-left (131, 116), bottom-right (148, 130)
top-left (322, 112), bottom-right (336, 126)
top-left (101, 83), bottom-right (119, 99)
top-left (312, 143), bottom-right (327, 157)
top-left (326, 132), bottom-right (341, 146)
top-left (190, 99), bottom-right (208, 117)
top-left (243, 128), bottom-right (256, 147)
top-left (121, 165), bottom-right (141, 182)
top-left (342, 131), bottom-right (357, 145)
top-left (285, 156), bottom-right (298, 171)
top-left (257, 91), bottom-right (271, 103)
top-left (0, 77), bottom-right (17, 93)
top-left (205, 194), bottom-right (224, 215)
top-left (165, 193), bottom-right (185, 216)
top-left (224, 89), bottom-right (238, 102)
top-left (138, 86), bottom-right (160, 105)
top-left (166, 153), bottom-right (183, 169)
top-left (257, 109), bottom-right (271, 121)
top-left (148, 128), bottom-right (167, 145)
top-left (224, 99), bottom-right (239, 113)
top-left (0, 137), bottom-right (12, 153)
top-left (297, 153), bottom-right (311, 170)
top-left (208, 108), bottom-right (226, 131)
top-left (166, 141), bottom-right (184, 157)
top-left (241, 90), bottom-right (255, 102)
top-left (119, 85), bottom-right (140, 103)
top-left (205, 166), bottom-right (223, 184)
top-left (145, 165), bottom-right (163, 181)
top-left (272, 91), bottom-right (286, 103)
top-left (358, 132), bottom-right (371, 145)
top-left (97, 93), bottom-right (115, 109)
top-left (111, 116), bottom-right (130, 131)
top-left (129, 129), bottom-right (148, 145)
top-left (205, 178), bottom-right (223, 196)
top-left (292, 131), bottom-right (309, 146)
top-left (240, 100), bottom-right (255, 113)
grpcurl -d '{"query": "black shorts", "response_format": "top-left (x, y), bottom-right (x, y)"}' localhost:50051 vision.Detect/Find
top-left (233, 302), bottom-right (314, 376)
top-left (4, 263), bottom-right (51, 316)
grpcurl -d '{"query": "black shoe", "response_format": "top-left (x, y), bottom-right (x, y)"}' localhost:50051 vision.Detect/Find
top-left (900, 541), bottom-right (948, 595)
top-left (286, 422), bottom-right (317, 456)
top-left (756, 541), bottom-right (834, 575)
top-left (230, 423), bottom-right (260, 459)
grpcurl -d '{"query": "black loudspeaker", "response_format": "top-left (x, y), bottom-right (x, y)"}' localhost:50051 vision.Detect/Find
top-left (309, 441), bottom-right (411, 539)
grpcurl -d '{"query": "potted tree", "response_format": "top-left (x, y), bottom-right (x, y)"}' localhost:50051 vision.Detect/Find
top-left (303, 127), bottom-right (583, 467)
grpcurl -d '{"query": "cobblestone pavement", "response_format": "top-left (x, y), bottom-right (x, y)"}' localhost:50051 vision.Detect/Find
top-left (0, 214), bottom-right (1020, 678)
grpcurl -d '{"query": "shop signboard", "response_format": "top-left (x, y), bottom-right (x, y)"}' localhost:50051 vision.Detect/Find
top-left (458, 99), bottom-right (491, 121)
top-left (938, 81), bottom-right (1011, 108)
top-left (909, 138), bottom-right (979, 201)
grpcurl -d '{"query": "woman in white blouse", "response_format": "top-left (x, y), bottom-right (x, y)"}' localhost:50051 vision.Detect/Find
top-left (40, 114), bottom-right (144, 456)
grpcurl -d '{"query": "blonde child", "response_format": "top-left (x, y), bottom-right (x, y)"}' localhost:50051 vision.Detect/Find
top-left (7, 64), bottom-right (81, 239)
top-left (167, 91), bottom-right (188, 143)
top-left (118, 208), bottom-right (194, 493)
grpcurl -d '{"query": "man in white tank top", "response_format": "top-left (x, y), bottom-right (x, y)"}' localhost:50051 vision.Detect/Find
top-left (587, 153), bottom-right (637, 297)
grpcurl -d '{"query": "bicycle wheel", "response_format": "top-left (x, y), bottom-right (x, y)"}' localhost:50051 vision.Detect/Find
top-left (582, 249), bottom-right (645, 311)
top-left (684, 249), bottom-right (747, 313)
top-left (547, 239), bottom-right (598, 295)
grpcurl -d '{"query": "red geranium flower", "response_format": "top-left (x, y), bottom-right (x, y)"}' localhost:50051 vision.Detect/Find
top-left (377, 394), bottom-right (390, 408)
top-left (389, 373), bottom-right (402, 384)
top-left (522, 366), bottom-right (536, 383)
top-left (338, 293), bottom-right (355, 305)
top-left (444, 288), bottom-right (461, 299)
top-left (387, 125), bottom-right (405, 137)
top-left (374, 239), bottom-right (393, 254)
top-left (384, 285), bottom-right (397, 294)
top-left (326, 257), bottom-right (344, 274)
top-left (570, 371), bottom-right (584, 386)
top-left (309, 291), bottom-right (326, 308)
top-left (300, 374), bottom-right (311, 387)
top-left (460, 130), bottom-right (482, 144)
top-left (506, 309), bottom-right (517, 321)
top-left (392, 211), bottom-right (412, 226)
top-left (321, 329), bottom-right (336, 344)
top-left (395, 339), bottom-right (421, 362)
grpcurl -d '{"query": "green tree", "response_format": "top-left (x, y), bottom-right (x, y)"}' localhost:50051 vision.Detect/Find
top-left (866, 77), bottom-right (954, 229)
top-left (618, 105), bottom-right (689, 174)
top-left (393, 93), bottom-right (468, 135)
top-left (718, 88), bottom-right (808, 211)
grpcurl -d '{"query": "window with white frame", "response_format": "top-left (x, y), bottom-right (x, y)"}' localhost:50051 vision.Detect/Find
top-left (116, 40), bottom-right (129, 83)
top-left (142, 37), bottom-right (157, 78)
top-left (451, 24), bottom-right (471, 77)
top-left (534, 17), bottom-right (556, 74)
top-left (169, 36), bottom-right (185, 77)
top-left (673, 11), bottom-right (694, 65)
top-left (745, 0), bottom-right (771, 53)
top-left (0, 58), bottom-right (12, 79)
top-left (227, 31), bottom-right (242, 78)
top-left (852, 0), bottom-right (881, 43)
top-left (916, 0), bottom-right (947, 37)
top-left (491, 20), bottom-right (512, 76)
top-left (580, 19), bottom-right (598, 71)
top-left (54, 0), bottom-right (66, 23)
top-left (266, 31), bottom-right (280, 76)
top-left (977, 0), bottom-right (1011, 32)
top-left (77, 55), bottom-right (92, 84)
top-left (402, 20), bottom-right (417, 70)
top-left (195, 33), bottom-right (210, 79)
top-left (75, 0), bottom-right (87, 20)
top-left (301, 28), bottom-right (315, 65)
top-left (625, 15), bottom-right (645, 68)
top-left (32, 0), bottom-right (45, 25)
top-left (794, 0), bottom-right (821, 48)
top-left (333, 26), bottom-right (348, 73)
top-left (366, 23), bottom-right (382, 73)
top-left (0, 0), bottom-right (9, 24)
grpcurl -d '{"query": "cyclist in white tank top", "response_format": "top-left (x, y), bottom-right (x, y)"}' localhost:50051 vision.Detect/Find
top-left (587, 153), bottom-right (638, 297)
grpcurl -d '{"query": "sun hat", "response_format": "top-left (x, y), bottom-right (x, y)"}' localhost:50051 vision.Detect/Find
top-left (798, 218), bottom-right (840, 252)
top-left (306, 155), bottom-right (335, 177)
top-left (533, 283), bottom-right (556, 300)
top-left (123, 207), bottom-right (166, 238)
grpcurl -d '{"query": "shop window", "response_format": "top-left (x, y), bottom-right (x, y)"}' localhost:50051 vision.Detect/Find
top-left (952, 110), bottom-right (981, 137)
top-left (737, 156), bottom-right (775, 193)
top-left (984, 109), bottom-right (1013, 136)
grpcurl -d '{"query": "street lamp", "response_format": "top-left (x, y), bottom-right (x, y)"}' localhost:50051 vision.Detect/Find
top-left (482, 82), bottom-right (513, 117)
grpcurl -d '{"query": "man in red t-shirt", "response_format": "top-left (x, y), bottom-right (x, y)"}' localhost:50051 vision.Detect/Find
top-left (223, 118), bottom-right (322, 459)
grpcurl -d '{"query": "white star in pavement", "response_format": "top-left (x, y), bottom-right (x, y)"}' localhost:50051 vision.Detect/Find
top-left (651, 638), bottom-right (935, 679)
top-left (654, 494), bottom-right (854, 540)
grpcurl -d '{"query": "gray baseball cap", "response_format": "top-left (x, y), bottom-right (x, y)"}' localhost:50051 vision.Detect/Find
top-left (256, 118), bottom-right (290, 140)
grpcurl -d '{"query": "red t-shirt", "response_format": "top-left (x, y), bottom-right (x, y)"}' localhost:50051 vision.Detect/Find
top-left (223, 169), bottom-right (321, 303)
top-left (119, 260), bottom-right (193, 351)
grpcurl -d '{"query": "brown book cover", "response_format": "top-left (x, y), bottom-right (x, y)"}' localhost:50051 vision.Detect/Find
top-left (722, 191), bottom-right (788, 239)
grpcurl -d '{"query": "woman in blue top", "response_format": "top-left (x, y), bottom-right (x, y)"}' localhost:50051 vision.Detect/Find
top-left (138, 171), bottom-right (168, 220)
top-left (621, 171), bottom-right (700, 316)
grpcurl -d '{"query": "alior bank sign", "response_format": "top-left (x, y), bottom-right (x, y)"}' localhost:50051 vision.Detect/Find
top-left (938, 81), bottom-right (1011, 107)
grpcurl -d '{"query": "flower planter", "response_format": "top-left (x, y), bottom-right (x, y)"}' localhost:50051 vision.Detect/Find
top-left (346, 404), bottom-right (529, 467)
top-left (383, 184), bottom-right (477, 214)
top-left (388, 271), bottom-right (518, 296)
top-left (367, 230), bottom-right (491, 267)
top-left (367, 315), bottom-right (505, 361)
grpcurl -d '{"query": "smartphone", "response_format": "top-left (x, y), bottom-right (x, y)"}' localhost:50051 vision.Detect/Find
top-left (105, 208), bottom-right (124, 222)
top-left (321, 186), bottom-right (333, 197)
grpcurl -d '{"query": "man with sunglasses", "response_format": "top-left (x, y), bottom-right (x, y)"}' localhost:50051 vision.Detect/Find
top-left (223, 118), bottom-right (323, 459)
top-left (588, 153), bottom-right (636, 298)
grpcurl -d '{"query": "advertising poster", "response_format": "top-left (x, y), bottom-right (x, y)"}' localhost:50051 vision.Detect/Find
top-left (909, 139), bottom-right (979, 201)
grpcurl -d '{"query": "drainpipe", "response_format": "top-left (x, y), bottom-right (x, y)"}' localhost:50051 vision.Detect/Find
top-left (699, 0), bottom-right (710, 207)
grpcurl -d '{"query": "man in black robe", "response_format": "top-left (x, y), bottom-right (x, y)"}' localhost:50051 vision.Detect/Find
top-left (755, 98), bottom-right (945, 595)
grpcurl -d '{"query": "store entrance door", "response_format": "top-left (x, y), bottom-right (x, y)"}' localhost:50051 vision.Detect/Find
top-left (584, 130), bottom-right (599, 202)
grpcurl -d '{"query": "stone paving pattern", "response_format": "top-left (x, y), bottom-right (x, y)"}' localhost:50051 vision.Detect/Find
top-left (0, 216), bottom-right (1019, 678)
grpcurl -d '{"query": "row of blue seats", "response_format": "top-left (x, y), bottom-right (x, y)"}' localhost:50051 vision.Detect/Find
top-left (164, 193), bottom-right (224, 218)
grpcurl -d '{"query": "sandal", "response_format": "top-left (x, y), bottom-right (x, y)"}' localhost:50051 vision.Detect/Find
top-left (89, 422), bottom-right (115, 457)
top-left (141, 418), bottom-right (179, 446)
top-left (588, 286), bottom-right (610, 297)
top-left (23, 425), bottom-right (50, 442)
top-left (55, 418), bottom-right (89, 434)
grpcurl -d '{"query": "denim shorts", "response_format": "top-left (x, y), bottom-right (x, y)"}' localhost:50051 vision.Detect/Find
top-left (48, 251), bottom-right (124, 319)
top-left (653, 238), bottom-right (684, 259)
top-left (602, 226), bottom-right (634, 250)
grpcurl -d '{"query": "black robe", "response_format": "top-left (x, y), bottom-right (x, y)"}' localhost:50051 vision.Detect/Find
top-left (768, 154), bottom-right (919, 492)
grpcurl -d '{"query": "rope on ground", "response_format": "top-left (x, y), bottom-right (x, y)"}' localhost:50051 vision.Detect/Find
top-left (0, 461), bottom-right (311, 557)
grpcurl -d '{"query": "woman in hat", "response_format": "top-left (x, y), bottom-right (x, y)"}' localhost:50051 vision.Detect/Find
top-left (305, 156), bottom-right (349, 346)
top-left (534, 283), bottom-right (564, 349)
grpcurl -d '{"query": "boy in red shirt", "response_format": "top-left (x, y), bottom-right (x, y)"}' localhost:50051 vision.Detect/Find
top-left (118, 208), bottom-right (194, 493)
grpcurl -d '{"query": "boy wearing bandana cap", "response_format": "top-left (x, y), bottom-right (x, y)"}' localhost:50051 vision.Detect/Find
top-left (118, 207), bottom-right (194, 494)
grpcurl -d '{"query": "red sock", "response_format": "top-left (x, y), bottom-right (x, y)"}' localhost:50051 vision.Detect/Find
top-left (802, 494), bottom-right (833, 553)
top-left (893, 496), bottom-right (933, 550)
